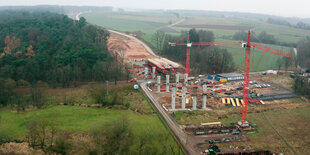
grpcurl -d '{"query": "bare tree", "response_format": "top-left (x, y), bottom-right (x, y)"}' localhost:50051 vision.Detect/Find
top-left (152, 31), bottom-right (166, 50)
top-left (27, 118), bottom-right (39, 147)
top-left (27, 117), bottom-right (57, 149)
top-left (276, 57), bottom-right (282, 72)
top-left (90, 115), bottom-right (132, 154)
top-left (37, 118), bottom-right (49, 149)
top-left (283, 56), bottom-right (293, 71)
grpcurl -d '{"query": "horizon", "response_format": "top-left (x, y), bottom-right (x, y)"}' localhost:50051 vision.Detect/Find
top-left (0, 0), bottom-right (308, 18)
top-left (0, 4), bottom-right (308, 20)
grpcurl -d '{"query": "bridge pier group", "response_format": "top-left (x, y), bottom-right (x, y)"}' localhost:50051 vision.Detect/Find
top-left (169, 73), bottom-right (209, 111)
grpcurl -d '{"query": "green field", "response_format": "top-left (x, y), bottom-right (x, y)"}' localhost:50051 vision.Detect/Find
top-left (0, 85), bottom-right (182, 154)
top-left (174, 98), bottom-right (310, 155)
top-left (215, 39), bottom-right (292, 71)
top-left (0, 106), bottom-right (165, 139)
top-left (82, 11), bottom-right (308, 71)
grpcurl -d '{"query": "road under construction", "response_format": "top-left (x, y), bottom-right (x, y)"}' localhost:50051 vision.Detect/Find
top-left (107, 30), bottom-right (298, 155)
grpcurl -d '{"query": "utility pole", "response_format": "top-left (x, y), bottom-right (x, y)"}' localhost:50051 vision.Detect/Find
top-left (106, 80), bottom-right (109, 95)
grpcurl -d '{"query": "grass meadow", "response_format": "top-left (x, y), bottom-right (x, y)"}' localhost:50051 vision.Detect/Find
top-left (0, 84), bottom-right (183, 154)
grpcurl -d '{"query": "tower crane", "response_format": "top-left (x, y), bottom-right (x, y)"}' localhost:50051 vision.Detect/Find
top-left (170, 30), bottom-right (292, 127)
top-left (239, 30), bottom-right (291, 127)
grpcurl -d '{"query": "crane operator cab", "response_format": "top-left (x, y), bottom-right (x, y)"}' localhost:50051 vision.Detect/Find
top-left (242, 42), bottom-right (247, 48)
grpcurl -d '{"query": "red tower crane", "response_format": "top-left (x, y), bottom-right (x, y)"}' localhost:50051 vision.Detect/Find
top-left (170, 30), bottom-right (292, 127)
top-left (239, 30), bottom-right (291, 126)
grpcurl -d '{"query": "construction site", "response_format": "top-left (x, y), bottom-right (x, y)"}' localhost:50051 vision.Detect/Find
top-left (107, 29), bottom-right (304, 155)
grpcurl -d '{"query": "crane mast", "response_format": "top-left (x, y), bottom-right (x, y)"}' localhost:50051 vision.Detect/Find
top-left (241, 30), bottom-right (251, 124)
top-left (186, 34), bottom-right (191, 75)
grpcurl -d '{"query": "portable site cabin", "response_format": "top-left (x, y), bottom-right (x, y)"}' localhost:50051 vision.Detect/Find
top-left (216, 73), bottom-right (244, 81)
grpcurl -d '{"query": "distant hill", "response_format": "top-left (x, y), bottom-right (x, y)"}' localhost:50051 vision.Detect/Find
top-left (1, 5), bottom-right (309, 25)
top-left (0, 5), bottom-right (113, 14)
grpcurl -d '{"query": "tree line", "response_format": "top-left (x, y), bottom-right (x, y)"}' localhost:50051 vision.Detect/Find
top-left (232, 30), bottom-right (297, 47)
top-left (0, 11), bottom-right (129, 88)
top-left (158, 29), bottom-right (235, 74)
top-left (296, 37), bottom-right (310, 69)
top-left (233, 31), bottom-right (276, 45)
top-left (268, 18), bottom-right (310, 31)
top-left (294, 76), bottom-right (310, 98)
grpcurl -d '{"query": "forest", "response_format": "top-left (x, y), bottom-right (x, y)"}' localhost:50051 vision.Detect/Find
top-left (0, 11), bottom-right (127, 88)
top-left (297, 37), bottom-right (310, 68)
top-left (160, 29), bottom-right (235, 74)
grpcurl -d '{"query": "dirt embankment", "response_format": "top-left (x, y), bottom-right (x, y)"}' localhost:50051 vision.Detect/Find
top-left (107, 31), bottom-right (156, 66)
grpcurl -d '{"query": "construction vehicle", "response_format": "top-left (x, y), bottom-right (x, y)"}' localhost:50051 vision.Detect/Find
top-left (130, 78), bottom-right (137, 82)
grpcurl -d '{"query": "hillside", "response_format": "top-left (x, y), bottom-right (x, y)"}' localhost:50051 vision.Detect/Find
top-left (0, 11), bottom-right (127, 87)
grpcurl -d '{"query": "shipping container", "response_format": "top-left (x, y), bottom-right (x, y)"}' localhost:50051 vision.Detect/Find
top-left (220, 78), bottom-right (228, 83)
top-left (208, 75), bottom-right (214, 80)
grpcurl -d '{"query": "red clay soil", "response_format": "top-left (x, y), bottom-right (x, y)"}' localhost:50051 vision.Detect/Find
top-left (107, 32), bottom-right (156, 66)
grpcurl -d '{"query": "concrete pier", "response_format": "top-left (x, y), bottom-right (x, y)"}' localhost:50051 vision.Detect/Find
top-left (166, 75), bottom-right (170, 92)
top-left (171, 87), bottom-right (176, 110)
top-left (202, 85), bottom-right (207, 109)
top-left (157, 76), bottom-right (161, 93)
top-left (182, 86), bottom-right (187, 110)
top-left (184, 73), bottom-right (188, 85)
top-left (176, 73), bottom-right (180, 84)
top-left (152, 67), bottom-right (156, 79)
top-left (192, 95), bottom-right (197, 110)
top-left (145, 67), bottom-right (148, 78)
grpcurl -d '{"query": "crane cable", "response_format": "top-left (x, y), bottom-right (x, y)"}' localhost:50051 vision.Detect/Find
top-left (262, 111), bottom-right (298, 155)
top-left (252, 31), bottom-right (264, 44)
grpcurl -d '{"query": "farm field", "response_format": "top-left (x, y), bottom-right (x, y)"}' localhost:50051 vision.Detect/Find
top-left (0, 106), bottom-right (164, 140)
top-left (82, 11), bottom-right (306, 71)
top-left (175, 98), bottom-right (310, 154)
top-left (82, 12), bottom-right (174, 32)
top-left (214, 38), bottom-right (293, 71)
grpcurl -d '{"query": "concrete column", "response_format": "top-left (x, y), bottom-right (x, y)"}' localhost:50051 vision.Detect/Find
top-left (166, 75), bottom-right (170, 92)
top-left (203, 84), bottom-right (207, 92)
top-left (152, 67), bottom-right (156, 79)
top-left (202, 85), bottom-right (207, 109)
top-left (145, 67), bottom-right (148, 78)
top-left (184, 73), bottom-right (188, 85)
top-left (182, 86), bottom-right (187, 110)
top-left (171, 87), bottom-right (176, 110)
top-left (157, 76), bottom-right (161, 93)
top-left (176, 73), bottom-right (180, 84)
top-left (192, 96), bottom-right (197, 110)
